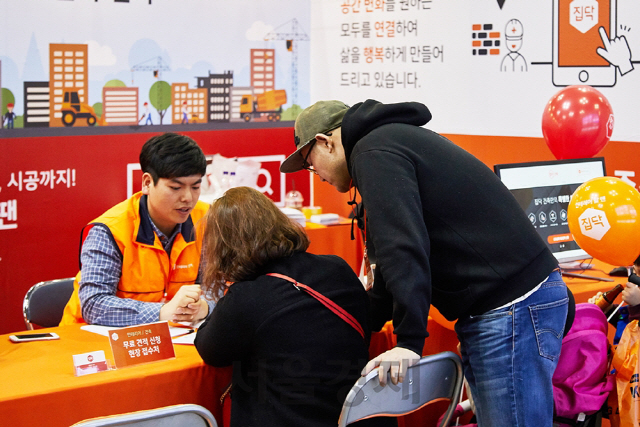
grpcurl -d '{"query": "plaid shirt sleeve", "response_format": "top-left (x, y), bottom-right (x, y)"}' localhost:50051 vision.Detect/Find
top-left (78, 226), bottom-right (163, 327)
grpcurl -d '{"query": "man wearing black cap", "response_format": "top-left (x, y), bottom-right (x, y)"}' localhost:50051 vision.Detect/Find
top-left (280, 99), bottom-right (570, 427)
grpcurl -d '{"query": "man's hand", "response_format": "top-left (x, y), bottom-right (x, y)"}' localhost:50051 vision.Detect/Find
top-left (588, 291), bottom-right (603, 305)
top-left (622, 281), bottom-right (640, 307)
top-left (362, 347), bottom-right (421, 386)
top-left (159, 285), bottom-right (208, 323)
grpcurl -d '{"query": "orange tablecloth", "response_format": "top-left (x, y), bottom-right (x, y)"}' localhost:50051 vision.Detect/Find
top-left (562, 259), bottom-right (622, 302)
top-left (0, 325), bottom-right (232, 427)
top-left (305, 219), bottom-right (362, 273)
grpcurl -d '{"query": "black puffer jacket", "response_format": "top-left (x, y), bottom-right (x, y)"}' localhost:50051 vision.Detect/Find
top-left (342, 99), bottom-right (558, 354)
top-left (195, 251), bottom-right (396, 427)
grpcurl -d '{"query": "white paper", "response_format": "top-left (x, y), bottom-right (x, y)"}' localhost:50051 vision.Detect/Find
top-left (81, 324), bottom-right (195, 338)
top-left (172, 332), bottom-right (197, 345)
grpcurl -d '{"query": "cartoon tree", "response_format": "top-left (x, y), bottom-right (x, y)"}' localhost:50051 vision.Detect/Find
top-left (149, 80), bottom-right (171, 125)
top-left (93, 102), bottom-right (103, 125)
top-left (2, 88), bottom-right (15, 116)
top-left (104, 79), bottom-right (127, 87)
top-left (282, 104), bottom-right (302, 121)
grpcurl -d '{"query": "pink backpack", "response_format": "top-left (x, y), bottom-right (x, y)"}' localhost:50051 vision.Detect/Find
top-left (552, 303), bottom-right (615, 424)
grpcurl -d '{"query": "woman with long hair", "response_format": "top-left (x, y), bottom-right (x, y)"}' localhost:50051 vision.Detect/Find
top-left (195, 186), bottom-right (394, 427)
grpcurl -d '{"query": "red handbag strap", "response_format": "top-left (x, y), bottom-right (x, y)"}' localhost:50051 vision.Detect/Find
top-left (267, 273), bottom-right (365, 339)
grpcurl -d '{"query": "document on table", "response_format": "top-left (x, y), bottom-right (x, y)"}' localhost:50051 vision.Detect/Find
top-left (171, 331), bottom-right (197, 345)
top-left (81, 323), bottom-right (198, 341)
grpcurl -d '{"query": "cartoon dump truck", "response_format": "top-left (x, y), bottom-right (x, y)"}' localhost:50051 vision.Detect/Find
top-left (61, 91), bottom-right (98, 127)
top-left (240, 89), bottom-right (287, 122)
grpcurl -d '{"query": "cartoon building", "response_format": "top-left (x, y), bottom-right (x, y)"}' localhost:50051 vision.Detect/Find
top-left (170, 83), bottom-right (207, 124)
top-left (49, 44), bottom-right (88, 127)
top-left (102, 87), bottom-right (139, 126)
top-left (196, 70), bottom-right (234, 123)
top-left (229, 86), bottom-right (253, 122)
top-left (23, 81), bottom-right (50, 128)
top-left (250, 49), bottom-right (275, 95)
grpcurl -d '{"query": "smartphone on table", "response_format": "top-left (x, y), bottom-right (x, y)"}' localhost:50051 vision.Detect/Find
top-left (9, 332), bottom-right (60, 343)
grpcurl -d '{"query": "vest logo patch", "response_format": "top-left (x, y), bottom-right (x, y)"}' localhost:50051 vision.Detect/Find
top-left (173, 263), bottom-right (194, 270)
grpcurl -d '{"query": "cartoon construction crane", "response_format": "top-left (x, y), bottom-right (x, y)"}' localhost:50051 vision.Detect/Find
top-left (130, 56), bottom-right (170, 84)
top-left (263, 18), bottom-right (309, 107)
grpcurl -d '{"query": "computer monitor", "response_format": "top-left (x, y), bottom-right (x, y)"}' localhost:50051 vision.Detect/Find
top-left (494, 157), bottom-right (606, 264)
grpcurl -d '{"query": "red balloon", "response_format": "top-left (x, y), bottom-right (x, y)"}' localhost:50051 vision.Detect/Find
top-left (542, 85), bottom-right (614, 160)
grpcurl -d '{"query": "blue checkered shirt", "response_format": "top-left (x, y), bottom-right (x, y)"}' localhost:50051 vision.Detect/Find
top-left (78, 218), bottom-right (214, 327)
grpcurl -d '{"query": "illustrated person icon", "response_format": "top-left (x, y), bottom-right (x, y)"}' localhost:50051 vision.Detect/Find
top-left (501, 19), bottom-right (527, 72)
top-left (3, 103), bottom-right (16, 129)
top-left (181, 101), bottom-right (189, 124)
top-left (139, 102), bottom-right (153, 125)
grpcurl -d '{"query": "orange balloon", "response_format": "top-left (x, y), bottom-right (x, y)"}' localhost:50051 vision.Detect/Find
top-left (568, 177), bottom-right (640, 266)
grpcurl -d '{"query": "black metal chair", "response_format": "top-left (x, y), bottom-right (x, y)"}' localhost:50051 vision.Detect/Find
top-left (71, 404), bottom-right (218, 427)
top-left (338, 351), bottom-right (464, 427)
top-left (23, 277), bottom-right (75, 330)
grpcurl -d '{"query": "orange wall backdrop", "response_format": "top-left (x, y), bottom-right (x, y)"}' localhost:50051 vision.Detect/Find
top-left (315, 134), bottom-right (640, 218)
top-left (2, 127), bottom-right (639, 335)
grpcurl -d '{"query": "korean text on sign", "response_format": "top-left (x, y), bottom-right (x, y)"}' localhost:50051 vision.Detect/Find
top-left (0, 200), bottom-right (17, 230)
top-left (340, 71), bottom-right (420, 89)
top-left (7, 169), bottom-right (76, 191)
top-left (341, 0), bottom-right (432, 14)
top-left (108, 322), bottom-right (175, 369)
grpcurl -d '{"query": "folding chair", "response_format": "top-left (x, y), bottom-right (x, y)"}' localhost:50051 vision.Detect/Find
top-left (338, 351), bottom-right (464, 427)
top-left (23, 277), bottom-right (75, 330)
top-left (71, 404), bottom-right (217, 427)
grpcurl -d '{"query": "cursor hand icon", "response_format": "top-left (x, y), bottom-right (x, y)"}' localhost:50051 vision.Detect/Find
top-left (597, 26), bottom-right (634, 75)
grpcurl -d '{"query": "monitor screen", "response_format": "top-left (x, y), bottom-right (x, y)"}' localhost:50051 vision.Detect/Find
top-left (494, 158), bottom-right (606, 264)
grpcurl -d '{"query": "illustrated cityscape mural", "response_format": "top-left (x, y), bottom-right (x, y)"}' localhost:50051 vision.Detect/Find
top-left (0, 1), bottom-right (311, 131)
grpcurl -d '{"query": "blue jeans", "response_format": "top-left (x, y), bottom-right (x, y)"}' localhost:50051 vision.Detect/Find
top-left (454, 270), bottom-right (568, 427)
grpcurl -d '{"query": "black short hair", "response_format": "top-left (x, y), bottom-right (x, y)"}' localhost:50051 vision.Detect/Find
top-left (139, 133), bottom-right (207, 184)
top-left (635, 254), bottom-right (640, 267)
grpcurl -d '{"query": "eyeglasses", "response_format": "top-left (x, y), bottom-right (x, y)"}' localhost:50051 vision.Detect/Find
top-left (301, 132), bottom-right (331, 175)
top-left (302, 141), bottom-right (317, 174)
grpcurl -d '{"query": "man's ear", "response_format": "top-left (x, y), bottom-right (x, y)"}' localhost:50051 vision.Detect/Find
top-left (141, 172), bottom-right (153, 195)
top-left (315, 133), bottom-right (334, 151)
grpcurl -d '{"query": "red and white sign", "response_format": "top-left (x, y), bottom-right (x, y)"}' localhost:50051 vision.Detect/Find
top-left (72, 350), bottom-right (109, 377)
top-left (108, 321), bottom-right (175, 369)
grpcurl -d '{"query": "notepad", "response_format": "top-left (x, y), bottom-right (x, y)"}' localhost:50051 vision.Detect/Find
top-left (309, 213), bottom-right (340, 225)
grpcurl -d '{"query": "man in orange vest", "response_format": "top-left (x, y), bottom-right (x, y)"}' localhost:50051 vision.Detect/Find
top-left (60, 132), bottom-right (212, 327)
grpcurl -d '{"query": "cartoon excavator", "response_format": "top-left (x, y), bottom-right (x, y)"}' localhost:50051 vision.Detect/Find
top-left (61, 91), bottom-right (98, 127)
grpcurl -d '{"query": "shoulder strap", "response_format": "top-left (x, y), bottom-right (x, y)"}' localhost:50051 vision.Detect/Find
top-left (267, 273), bottom-right (365, 339)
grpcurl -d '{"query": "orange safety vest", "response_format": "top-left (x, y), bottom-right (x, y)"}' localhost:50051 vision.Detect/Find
top-left (59, 192), bottom-right (209, 325)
